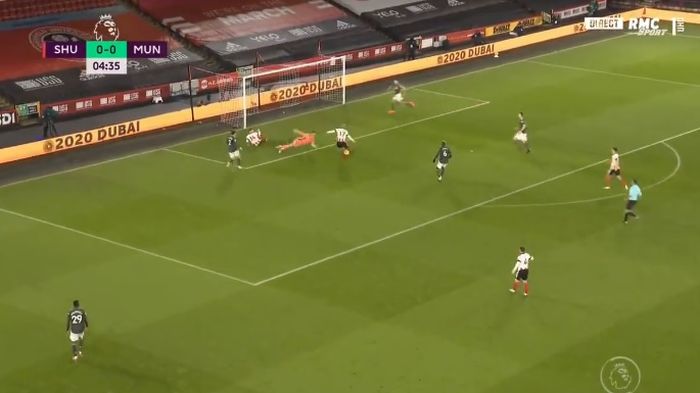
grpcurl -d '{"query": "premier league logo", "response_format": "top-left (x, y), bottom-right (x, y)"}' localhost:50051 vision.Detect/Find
top-left (600, 356), bottom-right (641, 393)
top-left (93, 14), bottom-right (120, 41)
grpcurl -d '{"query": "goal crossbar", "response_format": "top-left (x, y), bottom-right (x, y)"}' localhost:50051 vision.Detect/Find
top-left (237, 56), bottom-right (346, 129)
top-left (246, 56), bottom-right (346, 79)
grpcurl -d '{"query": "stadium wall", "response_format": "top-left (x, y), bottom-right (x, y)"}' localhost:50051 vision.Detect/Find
top-left (3, 7), bottom-right (693, 165)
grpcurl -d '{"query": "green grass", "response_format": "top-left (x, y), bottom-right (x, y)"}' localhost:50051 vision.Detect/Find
top-left (1, 31), bottom-right (700, 393)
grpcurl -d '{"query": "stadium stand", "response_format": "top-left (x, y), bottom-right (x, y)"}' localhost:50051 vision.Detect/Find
top-left (330, 0), bottom-right (536, 39)
top-left (132, 0), bottom-right (393, 67)
top-left (0, 0), bottom-right (117, 21)
top-left (0, 3), bottom-right (204, 105)
top-left (0, 0), bottom-right (607, 132)
top-left (655, 0), bottom-right (700, 10)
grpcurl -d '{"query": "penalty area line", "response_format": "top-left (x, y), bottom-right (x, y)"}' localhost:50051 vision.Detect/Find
top-left (413, 88), bottom-right (490, 103)
top-left (159, 101), bottom-right (490, 169)
top-left (252, 127), bottom-right (699, 286)
top-left (162, 148), bottom-right (226, 164)
top-left (0, 206), bottom-right (257, 286)
top-left (243, 100), bottom-right (490, 170)
top-left (526, 60), bottom-right (700, 89)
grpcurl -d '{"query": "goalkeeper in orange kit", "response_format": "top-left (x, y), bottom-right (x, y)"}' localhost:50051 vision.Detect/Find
top-left (276, 129), bottom-right (317, 153)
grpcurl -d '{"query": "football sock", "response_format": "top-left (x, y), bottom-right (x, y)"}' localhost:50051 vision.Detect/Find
top-left (524, 283), bottom-right (529, 294)
top-left (512, 281), bottom-right (520, 292)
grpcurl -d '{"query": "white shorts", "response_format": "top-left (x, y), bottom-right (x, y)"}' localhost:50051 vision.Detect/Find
top-left (513, 132), bottom-right (528, 143)
top-left (69, 332), bottom-right (84, 342)
top-left (392, 93), bottom-right (404, 103)
top-left (228, 150), bottom-right (241, 160)
top-left (436, 162), bottom-right (447, 169)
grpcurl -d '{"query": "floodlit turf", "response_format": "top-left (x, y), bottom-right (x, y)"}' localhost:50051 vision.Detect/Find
top-left (1, 30), bottom-right (700, 393)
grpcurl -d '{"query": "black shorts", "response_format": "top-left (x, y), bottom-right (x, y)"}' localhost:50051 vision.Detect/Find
top-left (336, 141), bottom-right (348, 149)
top-left (516, 269), bottom-right (529, 281)
top-left (608, 169), bottom-right (621, 176)
top-left (626, 200), bottom-right (637, 210)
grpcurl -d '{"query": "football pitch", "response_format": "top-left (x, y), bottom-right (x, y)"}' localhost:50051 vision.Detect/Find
top-left (1, 30), bottom-right (700, 393)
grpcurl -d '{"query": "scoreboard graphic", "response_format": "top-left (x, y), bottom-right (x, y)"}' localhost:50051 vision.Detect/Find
top-left (41, 13), bottom-right (168, 75)
top-left (43, 40), bottom-right (168, 75)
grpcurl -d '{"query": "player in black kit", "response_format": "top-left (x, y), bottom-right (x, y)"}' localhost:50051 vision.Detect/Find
top-left (226, 130), bottom-right (242, 169)
top-left (432, 140), bottom-right (452, 182)
top-left (66, 299), bottom-right (88, 362)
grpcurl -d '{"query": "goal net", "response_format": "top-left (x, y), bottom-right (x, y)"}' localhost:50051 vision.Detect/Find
top-left (217, 56), bottom-right (346, 129)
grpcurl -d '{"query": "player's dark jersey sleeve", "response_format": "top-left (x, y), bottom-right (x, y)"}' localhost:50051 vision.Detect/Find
top-left (66, 313), bottom-right (70, 331)
top-left (433, 147), bottom-right (441, 161)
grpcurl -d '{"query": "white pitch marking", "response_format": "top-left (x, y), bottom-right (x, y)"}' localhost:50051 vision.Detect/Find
top-left (162, 148), bottom-right (226, 164)
top-left (253, 128), bottom-right (699, 285)
top-left (0, 206), bottom-right (257, 286)
top-left (487, 141), bottom-right (682, 208)
top-left (527, 60), bottom-right (700, 89)
top-left (413, 88), bottom-right (490, 102)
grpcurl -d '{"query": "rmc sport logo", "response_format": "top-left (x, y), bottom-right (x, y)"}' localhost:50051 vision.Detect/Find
top-left (628, 18), bottom-right (666, 36)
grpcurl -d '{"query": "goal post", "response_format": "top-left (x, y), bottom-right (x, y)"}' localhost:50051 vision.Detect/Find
top-left (218, 56), bottom-right (346, 129)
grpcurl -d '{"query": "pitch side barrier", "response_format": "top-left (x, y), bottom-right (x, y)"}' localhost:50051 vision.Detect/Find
top-left (2, 8), bottom-right (692, 165)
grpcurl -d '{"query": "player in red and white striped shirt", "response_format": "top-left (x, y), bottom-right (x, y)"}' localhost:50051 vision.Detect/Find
top-left (327, 125), bottom-right (356, 156)
top-left (509, 246), bottom-right (534, 297)
top-left (604, 147), bottom-right (628, 190)
top-left (245, 128), bottom-right (265, 147)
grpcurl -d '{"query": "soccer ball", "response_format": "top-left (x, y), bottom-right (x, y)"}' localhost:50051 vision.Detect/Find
top-left (343, 149), bottom-right (350, 156)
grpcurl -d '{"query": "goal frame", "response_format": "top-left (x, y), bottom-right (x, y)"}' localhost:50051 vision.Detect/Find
top-left (239, 56), bottom-right (346, 129)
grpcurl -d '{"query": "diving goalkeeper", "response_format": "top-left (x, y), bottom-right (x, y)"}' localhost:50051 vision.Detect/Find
top-left (276, 129), bottom-right (317, 153)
